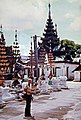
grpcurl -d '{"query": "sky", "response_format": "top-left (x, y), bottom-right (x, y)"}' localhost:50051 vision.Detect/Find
top-left (0, 0), bottom-right (81, 56)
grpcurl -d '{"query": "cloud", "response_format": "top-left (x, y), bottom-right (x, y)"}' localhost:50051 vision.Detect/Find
top-left (0, 0), bottom-right (48, 30)
top-left (69, 16), bottom-right (81, 31)
top-left (0, 0), bottom-right (81, 55)
top-left (67, 0), bottom-right (81, 4)
top-left (65, 13), bottom-right (74, 19)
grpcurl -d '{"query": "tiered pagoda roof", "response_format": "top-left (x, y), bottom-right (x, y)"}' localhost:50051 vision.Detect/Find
top-left (0, 25), bottom-right (10, 83)
top-left (39, 44), bottom-right (46, 65)
top-left (41, 3), bottom-right (60, 53)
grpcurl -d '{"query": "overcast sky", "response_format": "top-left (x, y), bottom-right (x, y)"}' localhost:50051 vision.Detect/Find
top-left (0, 0), bottom-right (81, 55)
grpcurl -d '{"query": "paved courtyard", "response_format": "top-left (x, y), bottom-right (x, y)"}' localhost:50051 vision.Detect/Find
top-left (0, 81), bottom-right (81, 120)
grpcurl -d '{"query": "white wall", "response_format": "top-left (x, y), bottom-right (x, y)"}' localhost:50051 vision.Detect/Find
top-left (53, 62), bottom-right (78, 79)
top-left (34, 62), bottom-right (79, 79)
top-left (74, 71), bottom-right (80, 81)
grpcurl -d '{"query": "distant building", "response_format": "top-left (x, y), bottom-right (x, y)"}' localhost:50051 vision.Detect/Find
top-left (73, 62), bottom-right (81, 82)
top-left (53, 61), bottom-right (79, 80)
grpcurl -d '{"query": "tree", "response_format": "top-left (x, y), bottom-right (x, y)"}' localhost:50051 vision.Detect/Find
top-left (61, 39), bottom-right (81, 58)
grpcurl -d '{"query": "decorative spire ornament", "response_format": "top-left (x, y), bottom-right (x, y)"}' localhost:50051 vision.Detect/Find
top-left (0, 24), bottom-right (2, 33)
top-left (39, 44), bottom-right (46, 75)
top-left (13, 30), bottom-right (20, 60)
top-left (48, 40), bottom-right (54, 78)
top-left (27, 41), bottom-right (35, 78)
top-left (48, 3), bottom-right (51, 19)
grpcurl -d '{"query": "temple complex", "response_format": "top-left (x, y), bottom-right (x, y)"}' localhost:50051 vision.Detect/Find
top-left (0, 4), bottom-right (80, 81)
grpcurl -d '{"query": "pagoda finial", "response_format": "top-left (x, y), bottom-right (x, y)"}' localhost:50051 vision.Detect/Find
top-left (15, 29), bottom-right (17, 41)
top-left (0, 24), bottom-right (5, 40)
top-left (48, 3), bottom-right (51, 19)
top-left (31, 41), bottom-right (32, 51)
top-left (0, 24), bottom-right (2, 33)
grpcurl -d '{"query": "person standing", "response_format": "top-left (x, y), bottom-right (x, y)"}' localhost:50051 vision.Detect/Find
top-left (24, 85), bottom-right (32, 118)
top-left (24, 80), bottom-right (37, 119)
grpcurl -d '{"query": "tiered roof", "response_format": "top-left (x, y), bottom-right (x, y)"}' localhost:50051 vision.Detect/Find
top-left (41, 3), bottom-right (60, 53)
top-left (0, 25), bottom-right (9, 83)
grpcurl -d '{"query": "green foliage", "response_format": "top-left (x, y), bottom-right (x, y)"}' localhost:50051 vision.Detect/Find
top-left (61, 39), bottom-right (81, 58)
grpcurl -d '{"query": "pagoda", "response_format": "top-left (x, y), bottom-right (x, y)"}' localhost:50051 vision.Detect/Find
top-left (38, 3), bottom-right (73, 61)
top-left (0, 25), bottom-right (9, 85)
top-left (41, 3), bottom-right (60, 55)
